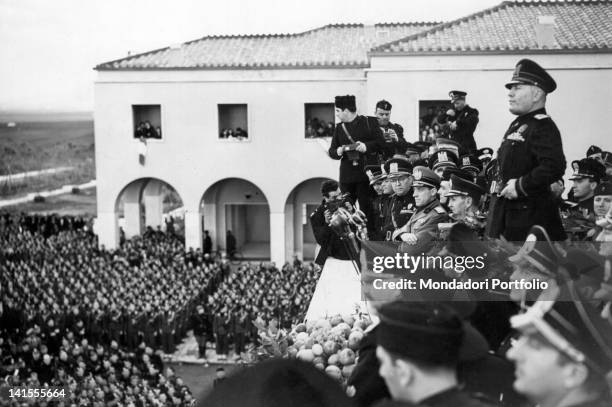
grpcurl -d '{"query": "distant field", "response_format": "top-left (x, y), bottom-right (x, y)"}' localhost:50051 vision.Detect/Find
top-left (0, 188), bottom-right (97, 217)
top-left (0, 119), bottom-right (95, 199)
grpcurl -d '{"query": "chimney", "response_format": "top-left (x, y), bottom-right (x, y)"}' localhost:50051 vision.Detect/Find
top-left (535, 15), bottom-right (555, 49)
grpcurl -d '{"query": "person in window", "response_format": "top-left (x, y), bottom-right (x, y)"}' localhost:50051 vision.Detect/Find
top-left (142, 121), bottom-right (156, 139)
top-left (155, 126), bottom-right (162, 139)
top-left (135, 122), bottom-right (145, 138)
top-left (235, 127), bottom-right (247, 139)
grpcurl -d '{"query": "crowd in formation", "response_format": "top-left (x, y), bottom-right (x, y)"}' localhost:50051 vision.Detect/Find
top-left (0, 213), bottom-right (323, 405)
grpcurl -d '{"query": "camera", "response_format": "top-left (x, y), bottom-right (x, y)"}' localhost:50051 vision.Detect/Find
top-left (343, 143), bottom-right (361, 164)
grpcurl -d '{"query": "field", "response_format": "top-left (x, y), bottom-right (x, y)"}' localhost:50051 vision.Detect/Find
top-left (0, 117), bottom-right (95, 199)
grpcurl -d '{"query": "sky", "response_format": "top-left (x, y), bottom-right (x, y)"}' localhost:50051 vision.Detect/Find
top-left (0, 0), bottom-right (501, 112)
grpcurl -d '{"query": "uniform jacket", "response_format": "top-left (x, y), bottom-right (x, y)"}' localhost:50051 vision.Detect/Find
top-left (488, 108), bottom-right (566, 241)
top-left (389, 192), bottom-right (416, 238)
top-left (449, 105), bottom-right (479, 153)
top-left (392, 199), bottom-right (448, 241)
top-left (310, 201), bottom-right (351, 266)
top-left (367, 116), bottom-right (409, 160)
top-left (329, 115), bottom-right (386, 183)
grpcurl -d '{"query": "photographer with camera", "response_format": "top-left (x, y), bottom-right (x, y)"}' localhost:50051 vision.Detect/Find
top-left (369, 100), bottom-right (408, 160)
top-left (306, 180), bottom-right (365, 320)
top-left (329, 95), bottom-right (387, 236)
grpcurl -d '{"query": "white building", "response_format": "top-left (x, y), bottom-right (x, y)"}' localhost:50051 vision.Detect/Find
top-left (94, 0), bottom-right (612, 265)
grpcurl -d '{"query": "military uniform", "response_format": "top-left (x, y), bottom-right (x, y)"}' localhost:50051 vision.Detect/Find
top-left (392, 198), bottom-right (447, 241)
top-left (389, 193), bottom-right (416, 239)
top-left (441, 91), bottom-right (479, 154)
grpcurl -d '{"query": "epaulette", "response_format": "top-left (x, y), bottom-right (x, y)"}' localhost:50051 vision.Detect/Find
top-left (534, 114), bottom-right (550, 120)
top-left (434, 206), bottom-right (446, 214)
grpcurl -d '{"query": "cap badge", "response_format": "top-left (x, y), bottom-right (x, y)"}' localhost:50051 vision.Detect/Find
top-left (439, 151), bottom-right (448, 163)
top-left (462, 157), bottom-right (470, 166)
top-left (414, 168), bottom-right (423, 180)
top-left (390, 163), bottom-right (398, 173)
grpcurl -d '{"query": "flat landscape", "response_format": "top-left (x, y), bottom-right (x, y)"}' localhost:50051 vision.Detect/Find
top-left (0, 114), bottom-right (95, 203)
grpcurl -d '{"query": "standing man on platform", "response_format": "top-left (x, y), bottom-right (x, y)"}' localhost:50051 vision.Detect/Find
top-left (444, 90), bottom-right (479, 154)
top-left (369, 100), bottom-right (408, 160)
top-left (488, 59), bottom-right (566, 241)
top-left (329, 95), bottom-right (386, 231)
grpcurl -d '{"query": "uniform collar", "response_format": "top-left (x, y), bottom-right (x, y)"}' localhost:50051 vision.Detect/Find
top-left (418, 198), bottom-right (440, 212)
top-left (518, 107), bottom-right (547, 120)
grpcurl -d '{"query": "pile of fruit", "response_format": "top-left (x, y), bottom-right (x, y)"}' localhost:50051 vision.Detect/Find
top-left (252, 313), bottom-right (372, 383)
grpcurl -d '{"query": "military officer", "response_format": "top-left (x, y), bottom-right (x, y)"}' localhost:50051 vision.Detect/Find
top-left (569, 157), bottom-right (606, 218)
top-left (586, 145), bottom-right (604, 164)
top-left (375, 301), bottom-right (498, 407)
top-left (507, 298), bottom-right (612, 407)
top-left (459, 154), bottom-right (483, 181)
top-left (488, 59), bottom-right (567, 241)
top-left (429, 149), bottom-right (459, 179)
top-left (445, 174), bottom-right (486, 234)
top-left (366, 165), bottom-right (386, 241)
top-left (442, 90), bottom-right (479, 154)
top-left (404, 143), bottom-right (423, 165)
top-left (370, 99), bottom-right (409, 160)
top-left (385, 158), bottom-right (415, 241)
top-left (438, 167), bottom-right (473, 208)
top-left (392, 166), bottom-right (448, 244)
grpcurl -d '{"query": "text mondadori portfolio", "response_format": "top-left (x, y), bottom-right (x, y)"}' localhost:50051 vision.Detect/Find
top-left (371, 278), bottom-right (549, 291)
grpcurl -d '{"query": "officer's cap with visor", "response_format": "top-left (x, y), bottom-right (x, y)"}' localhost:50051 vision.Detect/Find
top-left (510, 294), bottom-right (612, 380)
top-left (385, 157), bottom-right (413, 179)
top-left (445, 174), bottom-right (484, 203)
top-left (412, 166), bottom-right (441, 189)
top-left (508, 225), bottom-right (562, 279)
top-left (569, 158), bottom-right (606, 183)
top-left (477, 147), bottom-right (494, 162)
top-left (429, 150), bottom-right (459, 172)
top-left (435, 138), bottom-right (461, 158)
top-left (365, 165), bottom-right (384, 186)
top-left (505, 58), bottom-right (557, 93)
top-left (449, 90), bottom-right (467, 102)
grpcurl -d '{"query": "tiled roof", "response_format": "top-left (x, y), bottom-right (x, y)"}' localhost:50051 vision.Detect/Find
top-left (371, 0), bottom-right (612, 54)
top-left (96, 23), bottom-right (438, 70)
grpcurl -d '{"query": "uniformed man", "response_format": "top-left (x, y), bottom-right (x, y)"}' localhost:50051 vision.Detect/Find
top-left (459, 154), bottom-right (483, 181)
top-left (488, 59), bottom-right (567, 241)
top-left (385, 158), bottom-right (415, 241)
top-left (375, 301), bottom-right (498, 407)
top-left (392, 166), bottom-right (448, 244)
top-left (445, 175), bottom-right (486, 234)
top-left (329, 95), bottom-right (386, 225)
top-left (429, 149), bottom-right (459, 179)
top-left (601, 151), bottom-right (612, 181)
top-left (377, 165), bottom-right (395, 242)
top-left (404, 143), bottom-right (423, 165)
top-left (442, 90), bottom-right (479, 154)
top-left (569, 157), bottom-right (606, 218)
top-left (438, 167), bottom-right (473, 208)
top-left (370, 100), bottom-right (408, 160)
top-left (476, 147), bottom-right (494, 167)
top-left (507, 298), bottom-right (612, 407)
top-left (366, 165), bottom-right (386, 241)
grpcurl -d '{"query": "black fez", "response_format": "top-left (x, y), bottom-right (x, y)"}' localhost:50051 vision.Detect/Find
top-left (595, 182), bottom-right (612, 196)
top-left (569, 158), bottom-right (606, 183)
top-left (376, 100), bottom-right (392, 111)
top-left (440, 166), bottom-right (472, 182)
top-left (412, 166), bottom-right (440, 189)
top-left (445, 174), bottom-right (484, 202)
top-left (511, 299), bottom-right (612, 377)
top-left (586, 145), bottom-right (602, 158)
top-left (459, 154), bottom-right (483, 174)
top-left (377, 302), bottom-right (463, 365)
top-left (505, 58), bottom-right (557, 93)
top-left (449, 90), bottom-right (467, 101)
top-left (429, 150), bottom-right (459, 171)
top-left (508, 225), bottom-right (562, 277)
top-left (334, 95), bottom-right (356, 111)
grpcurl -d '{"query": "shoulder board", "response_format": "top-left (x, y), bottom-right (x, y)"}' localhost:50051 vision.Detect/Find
top-left (534, 114), bottom-right (550, 120)
top-left (434, 206), bottom-right (446, 214)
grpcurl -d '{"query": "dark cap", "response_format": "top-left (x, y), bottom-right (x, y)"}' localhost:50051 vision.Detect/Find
top-left (586, 145), bottom-right (603, 158)
top-left (414, 141), bottom-right (432, 151)
top-left (505, 58), bottom-right (557, 93)
top-left (449, 90), bottom-right (467, 101)
top-left (595, 182), bottom-right (612, 196)
top-left (459, 154), bottom-right (483, 174)
top-left (435, 138), bottom-right (461, 157)
top-left (445, 174), bottom-right (484, 202)
top-left (569, 158), bottom-right (606, 183)
top-left (375, 100), bottom-right (392, 111)
top-left (476, 147), bottom-right (494, 162)
top-left (377, 302), bottom-right (463, 365)
top-left (412, 166), bottom-right (440, 189)
top-left (508, 225), bottom-right (562, 277)
top-left (440, 167), bottom-right (473, 182)
top-left (405, 142), bottom-right (422, 156)
top-left (602, 151), bottom-right (612, 168)
top-left (429, 150), bottom-right (459, 171)
top-left (334, 95), bottom-right (356, 111)
top-left (365, 165), bottom-right (384, 185)
top-left (385, 157), bottom-right (413, 178)
top-left (510, 299), bottom-right (612, 377)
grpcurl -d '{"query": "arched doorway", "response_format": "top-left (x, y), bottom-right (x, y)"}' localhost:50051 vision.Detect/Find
top-left (200, 178), bottom-right (270, 260)
top-left (284, 177), bottom-right (333, 261)
top-left (115, 178), bottom-right (184, 240)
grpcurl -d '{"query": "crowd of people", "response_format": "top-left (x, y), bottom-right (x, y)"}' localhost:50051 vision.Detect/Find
top-left (305, 117), bottom-right (335, 138)
top-left (219, 127), bottom-right (248, 140)
top-left (418, 105), bottom-right (451, 141)
top-left (134, 121), bottom-right (161, 139)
